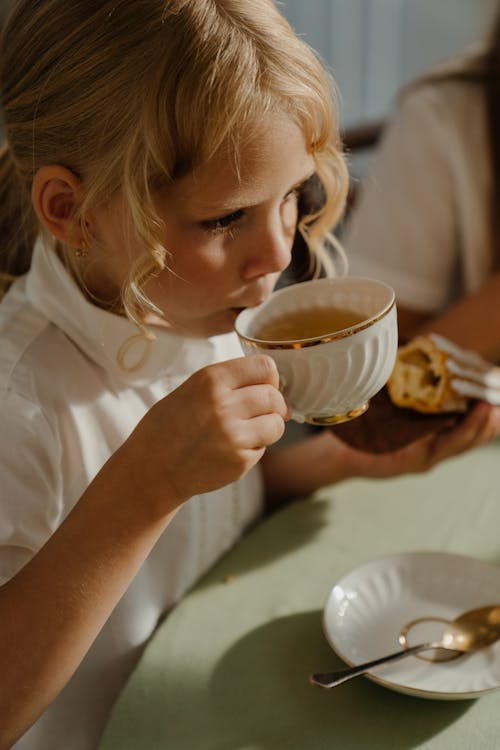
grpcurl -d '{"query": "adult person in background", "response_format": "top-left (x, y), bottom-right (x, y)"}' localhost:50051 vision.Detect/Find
top-left (343, 7), bottom-right (500, 363)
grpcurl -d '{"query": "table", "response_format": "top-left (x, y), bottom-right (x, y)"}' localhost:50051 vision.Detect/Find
top-left (99, 441), bottom-right (500, 750)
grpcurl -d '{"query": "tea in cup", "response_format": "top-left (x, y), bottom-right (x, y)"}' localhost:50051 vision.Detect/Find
top-left (235, 276), bottom-right (397, 424)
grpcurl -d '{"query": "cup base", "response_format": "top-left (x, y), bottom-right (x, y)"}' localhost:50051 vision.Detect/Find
top-left (304, 402), bottom-right (369, 426)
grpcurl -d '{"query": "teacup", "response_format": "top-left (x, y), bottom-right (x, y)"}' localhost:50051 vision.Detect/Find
top-left (235, 276), bottom-right (397, 425)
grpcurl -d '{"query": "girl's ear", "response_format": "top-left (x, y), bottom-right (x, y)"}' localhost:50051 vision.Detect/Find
top-left (31, 165), bottom-right (87, 249)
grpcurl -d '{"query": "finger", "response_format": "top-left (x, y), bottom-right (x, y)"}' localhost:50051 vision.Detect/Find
top-left (459, 402), bottom-right (500, 441)
top-left (209, 354), bottom-right (280, 389)
top-left (228, 412), bottom-right (286, 450)
top-left (346, 431), bottom-right (437, 478)
top-left (430, 403), bottom-right (500, 459)
top-left (246, 412), bottom-right (287, 447)
top-left (227, 383), bottom-right (288, 421)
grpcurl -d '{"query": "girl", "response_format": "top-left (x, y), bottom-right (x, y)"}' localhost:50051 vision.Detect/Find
top-left (1, 1), bottom-right (499, 748)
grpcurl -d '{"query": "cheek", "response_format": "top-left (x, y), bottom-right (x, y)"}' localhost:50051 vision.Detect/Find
top-left (162, 242), bottom-right (234, 294)
top-left (171, 249), bottom-right (229, 281)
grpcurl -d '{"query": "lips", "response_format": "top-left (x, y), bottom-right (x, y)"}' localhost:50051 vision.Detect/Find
top-left (229, 296), bottom-right (268, 312)
top-left (227, 281), bottom-right (275, 312)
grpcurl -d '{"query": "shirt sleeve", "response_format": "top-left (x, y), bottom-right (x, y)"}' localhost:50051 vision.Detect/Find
top-left (343, 84), bottom-right (459, 314)
top-left (0, 389), bottom-right (63, 584)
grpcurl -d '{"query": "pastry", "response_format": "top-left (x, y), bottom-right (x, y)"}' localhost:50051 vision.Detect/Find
top-left (386, 335), bottom-right (469, 414)
top-left (331, 334), bottom-right (500, 454)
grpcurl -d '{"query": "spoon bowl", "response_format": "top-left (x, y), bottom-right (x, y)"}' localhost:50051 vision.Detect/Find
top-left (310, 604), bottom-right (500, 689)
top-left (442, 605), bottom-right (500, 650)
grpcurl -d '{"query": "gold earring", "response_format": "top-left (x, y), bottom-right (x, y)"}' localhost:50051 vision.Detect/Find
top-left (75, 241), bottom-right (88, 260)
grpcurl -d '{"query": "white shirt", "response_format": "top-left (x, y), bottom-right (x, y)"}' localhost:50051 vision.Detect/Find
top-left (0, 239), bottom-right (264, 750)
top-left (343, 60), bottom-right (492, 314)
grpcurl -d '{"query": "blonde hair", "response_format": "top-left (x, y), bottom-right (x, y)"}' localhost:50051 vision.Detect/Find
top-left (0, 0), bottom-right (348, 325)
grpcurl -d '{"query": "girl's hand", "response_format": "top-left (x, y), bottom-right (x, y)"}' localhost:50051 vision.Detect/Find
top-left (333, 401), bottom-right (500, 480)
top-left (133, 355), bottom-right (288, 507)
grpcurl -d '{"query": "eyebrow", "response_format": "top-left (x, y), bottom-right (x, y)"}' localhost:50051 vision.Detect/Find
top-left (196, 170), bottom-right (317, 217)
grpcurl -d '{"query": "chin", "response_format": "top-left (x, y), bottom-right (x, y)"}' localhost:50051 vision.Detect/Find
top-left (176, 314), bottom-right (236, 339)
top-left (207, 319), bottom-right (237, 337)
top-left (210, 309), bottom-right (243, 337)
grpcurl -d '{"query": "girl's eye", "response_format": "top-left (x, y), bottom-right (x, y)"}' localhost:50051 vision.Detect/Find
top-left (201, 209), bottom-right (244, 234)
top-left (200, 187), bottom-right (299, 235)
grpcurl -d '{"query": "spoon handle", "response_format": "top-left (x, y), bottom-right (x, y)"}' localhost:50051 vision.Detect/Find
top-left (309, 642), bottom-right (442, 688)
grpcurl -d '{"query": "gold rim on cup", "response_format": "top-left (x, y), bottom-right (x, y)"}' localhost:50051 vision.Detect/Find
top-left (236, 299), bottom-right (396, 350)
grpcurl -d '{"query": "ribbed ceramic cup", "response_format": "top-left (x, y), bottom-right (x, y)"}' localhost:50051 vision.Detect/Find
top-left (235, 276), bottom-right (397, 425)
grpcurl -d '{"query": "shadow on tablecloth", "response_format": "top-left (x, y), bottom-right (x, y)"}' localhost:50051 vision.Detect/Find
top-left (208, 610), bottom-right (474, 750)
top-left (194, 498), bottom-right (333, 590)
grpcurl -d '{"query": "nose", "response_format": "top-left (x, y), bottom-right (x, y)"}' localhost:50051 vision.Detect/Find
top-left (241, 215), bottom-right (294, 281)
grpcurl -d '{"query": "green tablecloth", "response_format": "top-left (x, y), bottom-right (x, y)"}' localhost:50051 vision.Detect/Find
top-left (99, 442), bottom-right (500, 750)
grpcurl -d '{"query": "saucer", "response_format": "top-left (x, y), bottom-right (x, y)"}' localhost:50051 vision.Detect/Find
top-left (323, 551), bottom-right (500, 699)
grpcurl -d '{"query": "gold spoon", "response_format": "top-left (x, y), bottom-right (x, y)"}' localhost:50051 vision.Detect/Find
top-left (309, 605), bottom-right (500, 689)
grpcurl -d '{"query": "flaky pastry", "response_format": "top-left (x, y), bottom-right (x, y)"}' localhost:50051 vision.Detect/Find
top-left (387, 333), bottom-right (500, 414)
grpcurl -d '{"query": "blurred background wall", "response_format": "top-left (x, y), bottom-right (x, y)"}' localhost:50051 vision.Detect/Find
top-left (0, 0), bottom-right (497, 139)
top-left (280, 0), bottom-right (498, 129)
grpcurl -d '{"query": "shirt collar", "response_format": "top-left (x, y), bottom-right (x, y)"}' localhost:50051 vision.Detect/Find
top-left (25, 238), bottom-right (232, 385)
